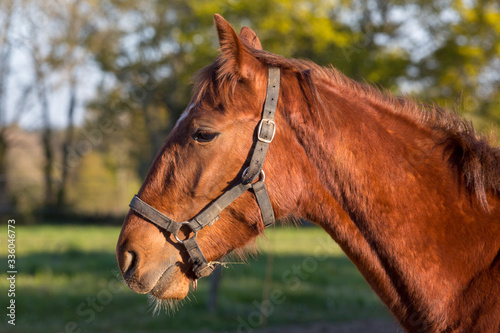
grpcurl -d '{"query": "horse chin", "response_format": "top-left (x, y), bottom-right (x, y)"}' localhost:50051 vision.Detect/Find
top-left (148, 265), bottom-right (190, 301)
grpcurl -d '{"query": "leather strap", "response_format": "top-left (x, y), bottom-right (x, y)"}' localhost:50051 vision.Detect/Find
top-left (183, 237), bottom-right (214, 278)
top-left (129, 195), bottom-right (180, 236)
top-left (252, 177), bottom-right (275, 227)
top-left (128, 67), bottom-right (280, 279)
top-left (241, 67), bottom-right (280, 184)
top-left (130, 175), bottom-right (274, 245)
top-left (130, 178), bottom-right (274, 279)
top-left (188, 181), bottom-right (253, 232)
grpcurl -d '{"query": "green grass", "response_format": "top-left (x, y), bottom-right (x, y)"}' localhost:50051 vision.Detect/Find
top-left (0, 225), bottom-right (390, 332)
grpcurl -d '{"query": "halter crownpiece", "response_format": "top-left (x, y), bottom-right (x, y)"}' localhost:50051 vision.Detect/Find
top-left (129, 67), bottom-right (280, 279)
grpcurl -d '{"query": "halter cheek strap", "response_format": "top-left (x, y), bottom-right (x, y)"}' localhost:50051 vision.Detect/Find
top-left (241, 67), bottom-right (280, 184)
top-left (129, 67), bottom-right (280, 279)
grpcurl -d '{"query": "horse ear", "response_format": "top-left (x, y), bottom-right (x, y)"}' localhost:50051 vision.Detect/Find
top-left (213, 14), bottom-right (257, 78)
top-left (239, 26), bottom-right (262, 50)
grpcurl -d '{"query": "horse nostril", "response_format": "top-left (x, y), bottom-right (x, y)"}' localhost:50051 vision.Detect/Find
top-left (120, 250), bottom-right (137, 280)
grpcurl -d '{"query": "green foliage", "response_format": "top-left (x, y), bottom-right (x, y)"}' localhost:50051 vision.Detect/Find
top-left (5, 0), bottom-right (499, 216)
top-left (0, 226), bottom-right (389, 332)
top-left (67, 152), bottom-right (116, 214)
top-left (414, 0), bottom-right (500, 138)
top-left (87, 0), bottom-right (414, 188)
top-left (67, 151), bottom-right (142, 215)
top-left (82, 1), bottom-right (499, 215)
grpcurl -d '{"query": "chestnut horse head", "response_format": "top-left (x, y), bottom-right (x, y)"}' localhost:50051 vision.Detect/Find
top-left (116, 15), bottom-right (299, 300)
top-left (117, 15), bottom-right (500, 332)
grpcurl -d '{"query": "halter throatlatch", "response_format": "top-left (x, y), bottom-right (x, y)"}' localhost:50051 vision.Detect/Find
top-left (129, 67), bottom-right (280, 279)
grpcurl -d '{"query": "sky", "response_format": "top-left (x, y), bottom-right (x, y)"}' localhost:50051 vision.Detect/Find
top-left (3, 0), bottom-right (101, 130)
top-left (5, 37), bottom-right (101, 130)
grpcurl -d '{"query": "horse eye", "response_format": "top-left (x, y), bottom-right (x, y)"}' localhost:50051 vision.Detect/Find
top-left (193, 130), bottom-right (219, 143)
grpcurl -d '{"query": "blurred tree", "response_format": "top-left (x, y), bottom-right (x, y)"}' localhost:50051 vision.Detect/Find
top-left (0, 0), bottom-right (15, 211)
top-left (16, 0), bottom-right (127, 210)
top-left (44, 0), bottom-right (109, 208)
top-left (88, 0), bottom-right (415, 181)
top-left (3, 0), bottom-right (499, 216)
top-left (67, 151), bottom-right (118, 214)
top-left (19, 0), bottom-right (74, 209)
top-left (30, 24), bottom-right (55, 208)
top-left (0, 0), bottom-right (39, 216)
top-left (89, 0), bottom-right (219, 176)
top-left (50, 1), bottom-right (85, 208)
top-left (415, 0), bottom-right (500, 137)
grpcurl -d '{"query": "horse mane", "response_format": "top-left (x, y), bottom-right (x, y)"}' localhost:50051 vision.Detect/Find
top-left (192, 44), bottom-right (500, 210)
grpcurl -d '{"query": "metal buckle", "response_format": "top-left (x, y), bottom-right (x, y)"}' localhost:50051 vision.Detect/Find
top-left (242, 168), bottom-right (265, 183)
top-left (174, 221), bottom-right (197, 244)
top-left (257, 120), bottom-right (276, 143)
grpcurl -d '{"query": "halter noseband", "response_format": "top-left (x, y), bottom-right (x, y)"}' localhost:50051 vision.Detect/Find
top-left (128, 67), bottom-right (280, 279)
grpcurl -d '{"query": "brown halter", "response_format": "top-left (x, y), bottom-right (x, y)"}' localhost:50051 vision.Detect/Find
top-left (128, 67), bottom-right (280, 279)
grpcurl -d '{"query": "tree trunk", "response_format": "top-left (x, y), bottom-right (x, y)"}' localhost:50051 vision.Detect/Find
top-left (0, 0), bottom-right (14, 211)
top-left (42, 119), bottom-right (54, 208)
top-left (56, 75), bottom-right (77, 207)
top-left (36, 64), bottom-right (54, 208)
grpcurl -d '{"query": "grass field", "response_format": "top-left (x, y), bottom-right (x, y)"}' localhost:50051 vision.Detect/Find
top-left (0, 224), bottom-right (390, 332)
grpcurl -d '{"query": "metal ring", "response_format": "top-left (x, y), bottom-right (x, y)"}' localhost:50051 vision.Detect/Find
top-left (242, 168), bottom-right (265, 183)
top-left (174, 222), bottom-right (196, 244)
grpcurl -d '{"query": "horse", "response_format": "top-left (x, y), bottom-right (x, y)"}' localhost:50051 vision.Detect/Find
top-left (116, 14), bottom-right (500, 332)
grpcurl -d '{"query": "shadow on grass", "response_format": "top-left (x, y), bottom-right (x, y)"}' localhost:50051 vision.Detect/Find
top-left (0, 250), bottom-right (390, 333)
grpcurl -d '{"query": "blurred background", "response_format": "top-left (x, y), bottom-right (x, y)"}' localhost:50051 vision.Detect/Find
top-left (0, 0), bottom-right (499, 332)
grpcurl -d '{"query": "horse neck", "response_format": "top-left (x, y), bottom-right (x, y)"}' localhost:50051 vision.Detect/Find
top-left (282, 76), bottom-right (500, 331)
